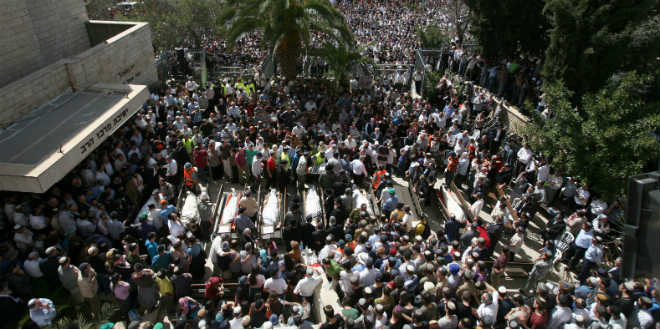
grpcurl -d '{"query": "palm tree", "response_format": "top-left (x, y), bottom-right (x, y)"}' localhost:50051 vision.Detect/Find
top-left (220, 0), bottom-right (353, 81)
top-left (308, 41), bottom-right (372, 88)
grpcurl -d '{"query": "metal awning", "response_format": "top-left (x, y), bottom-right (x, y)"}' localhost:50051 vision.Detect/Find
top-left (0, 84), bottom-right (148, 193)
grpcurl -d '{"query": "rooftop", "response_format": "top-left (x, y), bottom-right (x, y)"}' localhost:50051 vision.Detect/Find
top-left (0, 84), bottom-right (148, 193)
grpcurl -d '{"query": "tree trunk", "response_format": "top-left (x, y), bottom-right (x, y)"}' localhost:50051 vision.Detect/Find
top-left (277, 31), bottom-right (301, 82)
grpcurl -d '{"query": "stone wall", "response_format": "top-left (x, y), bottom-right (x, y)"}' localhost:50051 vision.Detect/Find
top-left (0, 21), bottom-right (157, 128)
top-left (0, 0), bottom-right (90, 88)
top-left (66, 21), bottom-right (158, 90)
top-left (0, 61), bottom-right (72, 126)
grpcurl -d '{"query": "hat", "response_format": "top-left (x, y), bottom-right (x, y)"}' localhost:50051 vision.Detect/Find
top-left (13, 224), bottom-right (22, 230)
top-left (596, 293), bottom-right (608, 302)
top-left (233, 305), bottom-right (242, 315)
top-left (153, 322), bottom-right (164, 329)
top-left (359, 298), bottom-right (368, 307)
top-left (269, 314), bottom-right (279, 325)
top-left (45, 246), bottom-right (57, 255)
top-left (574, 314), bottom-right (585, 323)
top-left (498, 286), bottom-right (507, 294)
top-left (449, 263), bottom-right (460, 274)
top-left (58, 256), bottom-right (68, 264)
top-left (624, 281), bottom-right (636, 291)
top-left (640, 296), bottom-right (653, 305)
top-left (28, 251), bottom-right (39, 259)
top-left (406, 264), bottom-right (415, 274)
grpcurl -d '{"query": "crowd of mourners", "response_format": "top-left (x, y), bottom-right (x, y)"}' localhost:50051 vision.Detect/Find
top-left (1, 1), bottom-right (658, 329)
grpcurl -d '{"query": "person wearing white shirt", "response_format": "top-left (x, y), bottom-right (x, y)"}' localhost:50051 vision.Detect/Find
top-left (635, 297), bottom-right (654, 329)
top-left (564, 222), bottom-right (594, 268)
top-left (13, 225), bottom-right (34, 252)
top-left (476, 290), bottom-right (499, 327)
top-left (517, 144), bottom-right (533, 167)
top-left (304, 99), bottom-right (317, 111)
top-left (229, 307), bottom-right (243, 329)
top-left (185, 79), bottom-right (198, 92)
top-left (293, 267), bottom-right (322, 298)
top-left (358, 261), bottom-right (381, 287)
top-left (29, 211), bottom-right (48, 231)
top-left (292, 124), bottom-right (306, 139)
top-left (606, 304), bottom-right (627, 329)
top-left (168, 215), bottom-right (186, 238)
top-left (252, 154), bottom-right (264, 178)
top-left (592, 214), bottom-right (610, 236)
top-left (228, 103), bottom-right (241, 119)
top-left (574, 185), bottom-right (590, 207)
top-left (589, 198), bottom-right (607, 217)
top-left (165, 156), bottom-right (177, 181)
top-left (24, 251), bottom-right (44, 278)
top-left (470, 194), bottom-right (485, 219)
top-left (350, 157), bottom-right (368, 180)
top-left (264, 272), bottom-right (288, 296)
top-left (548, 294), bottom-right (573, 329)
top-left (579, 237), bottom-right (603, 283)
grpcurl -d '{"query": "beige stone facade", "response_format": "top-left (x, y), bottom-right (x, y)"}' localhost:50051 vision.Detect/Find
top-left (0, 0), bottom-right (157, 192)
top-left (0, 19), bottom-right (158, 128)
top-left (0, 0), bottom-right (90, 88)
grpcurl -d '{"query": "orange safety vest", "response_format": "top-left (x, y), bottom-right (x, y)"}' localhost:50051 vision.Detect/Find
top-left (184, 167), bottom-right (197, 187)
top-left (372, 169), bottom-right (387, 190)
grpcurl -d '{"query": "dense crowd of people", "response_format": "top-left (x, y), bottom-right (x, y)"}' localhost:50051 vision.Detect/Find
top-left (1, 1), bottom-right (658, 329)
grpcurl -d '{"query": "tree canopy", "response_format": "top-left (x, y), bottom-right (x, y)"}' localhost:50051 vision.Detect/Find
top-left (542, 0), bottom-right (659, 104)
top-left (463, 0), bottom-right (549, 60)
top-left (522, 71), bottom-right (660, 198)
top-left (133, 0), bottom-right (223, 51)
top-left (219, 0), bottom-right (353, 81)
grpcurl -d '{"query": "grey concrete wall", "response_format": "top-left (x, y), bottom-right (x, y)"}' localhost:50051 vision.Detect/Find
top-left (0, 21), bottom-right (157, 128)
top-left (0, 61), bottom-right (72, 127)
top-left (68, 21), bottom-right (158, 91)
top-left (0, 0), bottom-right (90, 88)
top-left (86, 21), bottom-right (132, 46)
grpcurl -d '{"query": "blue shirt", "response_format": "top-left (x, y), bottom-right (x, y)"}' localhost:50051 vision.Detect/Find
top-left (383, 196), bottom-right (399, 213)
top-left (445, 219), bottom-right (460, 242)
top-left (145, 240), bottom-right (158, 259)
top-left (574, 229), bottom-right (594, 249)
top-left (152, 252), bottom-right (172, 271)
top-left (160, 205), bottom-right (177, 221)
top-left (584, 243), bottom-right (603, 265)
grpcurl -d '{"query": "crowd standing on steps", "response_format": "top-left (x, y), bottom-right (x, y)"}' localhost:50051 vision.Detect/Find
top-left (0, 0), bottom-right (657, 329)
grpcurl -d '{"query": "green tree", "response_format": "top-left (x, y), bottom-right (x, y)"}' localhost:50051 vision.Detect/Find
top-left (220, 0), bottom-right (353, 81)
top-left (522, 71), bottom-right (660, 199)
top-left (542, 0), bottom-right (659, 104)
top-left (308, 42), bottom-right (370, 87)
top-left (135, 0), bottom-right (223, 51)
top-left (418, 24), bottom-right (450, 49)
top-left (463, 0), bottom-right (549, 59)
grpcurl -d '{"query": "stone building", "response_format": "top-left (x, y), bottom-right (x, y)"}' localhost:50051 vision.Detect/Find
top-left (0, 0), bottom-right (158, 193)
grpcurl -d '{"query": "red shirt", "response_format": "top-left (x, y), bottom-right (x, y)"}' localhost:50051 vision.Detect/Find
top-left (476, 225), bottom-right (491, 248)
top-left (266, 157), bottom-right (277, 171)
top-left (529, 310), bottom-right (548, 329)
top-left (194, 149), bottom-right (208, 169)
